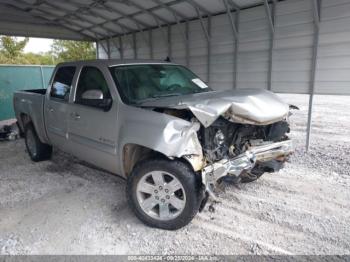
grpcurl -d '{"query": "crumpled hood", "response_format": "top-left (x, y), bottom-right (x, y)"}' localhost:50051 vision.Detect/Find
top-left (139, 88), bottom-right (289, 127)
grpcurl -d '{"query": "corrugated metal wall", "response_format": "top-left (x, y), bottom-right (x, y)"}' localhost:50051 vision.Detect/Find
top-left (273, 0), bottom-right (314, 94)
top-left (237, 5), bottom-right (270, 90)
top-left (0, 65), bottom-right (54, 121)
top-left (318, 0), bottom-right (350, 95)
top-left (98, 0), bottom-right (350, 95)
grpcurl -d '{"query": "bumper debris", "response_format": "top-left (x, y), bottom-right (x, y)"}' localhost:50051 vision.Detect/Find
top-left (202, 140), bottom-right (293, 199)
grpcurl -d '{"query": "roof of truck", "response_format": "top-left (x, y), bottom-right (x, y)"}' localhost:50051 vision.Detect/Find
top-left (57, 59), bottom-right (177, 67)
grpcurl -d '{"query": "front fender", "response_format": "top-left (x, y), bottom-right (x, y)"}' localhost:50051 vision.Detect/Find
top-left (117, 106), bottom-right (203, 175)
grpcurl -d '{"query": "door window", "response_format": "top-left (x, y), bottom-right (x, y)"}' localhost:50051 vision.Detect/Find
top-left (50, 66), bottom-right (76, 101)
top-left (75, 66), bottom-right (111, 107)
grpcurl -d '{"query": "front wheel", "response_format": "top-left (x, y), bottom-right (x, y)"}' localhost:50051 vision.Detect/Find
top-left (127, 159), bottom-right (201, 230)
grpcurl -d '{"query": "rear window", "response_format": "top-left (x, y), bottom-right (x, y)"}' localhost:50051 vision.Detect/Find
top-left (50, 66), bottom-right (76, 101)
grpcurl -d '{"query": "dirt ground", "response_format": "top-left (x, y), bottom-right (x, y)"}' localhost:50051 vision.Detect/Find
top-left (0, 94), bottom-right (349, 255)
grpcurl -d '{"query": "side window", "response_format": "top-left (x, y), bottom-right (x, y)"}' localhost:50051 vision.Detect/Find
top-left (50, 66), bottom-right (76, 101)
top-left (75, 66), bottom-right (111, 106)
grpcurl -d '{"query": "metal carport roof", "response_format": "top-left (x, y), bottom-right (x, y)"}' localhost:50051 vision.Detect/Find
top-left (0, 0), bottom-right (270, 41)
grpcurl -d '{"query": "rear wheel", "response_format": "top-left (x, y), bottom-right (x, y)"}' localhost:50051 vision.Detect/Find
top-left (127, 159), bottom-right (200, 230)
top-left (24, 123), bottom-right (52, 162)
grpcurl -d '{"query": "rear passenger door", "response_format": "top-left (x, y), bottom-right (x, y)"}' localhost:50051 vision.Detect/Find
top-left (45, 66), bottom-right (76, 150)
top-left (66, 66), bottom-right (119, 173)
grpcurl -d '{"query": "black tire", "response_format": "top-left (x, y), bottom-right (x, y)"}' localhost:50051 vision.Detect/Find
top-left (127, 158), bottom-right (201, 230)
top-left (24, 123), bottom-right (52, 162)
top-left (240, 169), bottom-right (264, 183)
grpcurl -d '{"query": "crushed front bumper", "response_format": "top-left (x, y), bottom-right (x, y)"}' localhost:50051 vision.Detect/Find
top-left (201, 140), bottom-right (293, 199)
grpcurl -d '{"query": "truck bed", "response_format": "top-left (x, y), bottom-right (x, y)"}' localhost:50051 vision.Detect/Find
top-left (13, 89), bottom-right (49, 144)
top-left (23, 89), bottom-right (47, 95)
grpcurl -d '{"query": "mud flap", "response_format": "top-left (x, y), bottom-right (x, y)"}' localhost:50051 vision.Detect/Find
top-left (199, 191), bottom-right (209, 212)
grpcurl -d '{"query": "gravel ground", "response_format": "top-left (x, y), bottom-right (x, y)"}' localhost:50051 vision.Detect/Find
top-left (0, 94), bottom-right (349, 255)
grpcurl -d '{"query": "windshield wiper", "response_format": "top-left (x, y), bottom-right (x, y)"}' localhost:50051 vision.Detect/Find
top-left (151, 93), bottom-right (182, 98)
top-left (134, 93), bottom-right (181, 105)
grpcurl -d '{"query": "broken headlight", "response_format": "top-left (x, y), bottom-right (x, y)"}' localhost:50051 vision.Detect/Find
top-left (214, 129), bottom-right (225, 146)
top-left (204, 129), bottom-right (228, 162)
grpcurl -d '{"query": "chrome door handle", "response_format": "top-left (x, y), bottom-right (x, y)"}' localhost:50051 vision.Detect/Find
top-left (48, 107), bottom-right (54, 112)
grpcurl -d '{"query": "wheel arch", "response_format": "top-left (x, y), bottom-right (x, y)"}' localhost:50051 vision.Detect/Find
top-left (122, 143), bottom-right (167, 177)
top-left (19, 112), bottom-right (49, 144)
top-left (121, 143), bottom-right (201, 177)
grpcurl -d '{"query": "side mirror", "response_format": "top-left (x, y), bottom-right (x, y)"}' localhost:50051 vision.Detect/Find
top-left (81, 89), bottom-right (104, 100)
top-left (79, 89), bottom-right (112, 111)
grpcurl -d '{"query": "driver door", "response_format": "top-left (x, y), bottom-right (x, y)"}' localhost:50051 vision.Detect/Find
top-left (66, 65), bottom-right (119, 173)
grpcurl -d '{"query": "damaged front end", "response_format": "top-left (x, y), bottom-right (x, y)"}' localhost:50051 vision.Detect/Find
top-left (138, 88), bottom-right (294, 203)
top-left (196, 113), bottom-right (294, 202)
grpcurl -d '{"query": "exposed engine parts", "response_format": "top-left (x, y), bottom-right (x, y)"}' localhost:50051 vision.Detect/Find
top-left (199, 117), bottom-right (290, 163)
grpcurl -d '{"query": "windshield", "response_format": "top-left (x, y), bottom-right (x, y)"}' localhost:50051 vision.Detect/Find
top-left (109, 64), bottom-right (212, 104)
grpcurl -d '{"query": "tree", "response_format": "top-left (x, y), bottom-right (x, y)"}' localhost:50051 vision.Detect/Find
top-left (22, 52), bottom-right (55, 65)
top-left (0, 37), bottom-right (96, 65)
top-left (0, 36), bottom-right (29, 63)
top-left (51, 40), bottom-right (95, 62)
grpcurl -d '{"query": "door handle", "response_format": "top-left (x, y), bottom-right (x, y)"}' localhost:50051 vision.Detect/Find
top-left (48, 107), bottom-right (54, 112)
top-left (71, 112), bottom-right (80, 120)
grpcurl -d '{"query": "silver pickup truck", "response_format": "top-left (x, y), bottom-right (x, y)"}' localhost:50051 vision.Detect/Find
top-left (14, 59), bottom-right (293, 230)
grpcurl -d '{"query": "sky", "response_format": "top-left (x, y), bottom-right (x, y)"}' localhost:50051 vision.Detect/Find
top-left (23, 37), bottom-right (53, 54)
